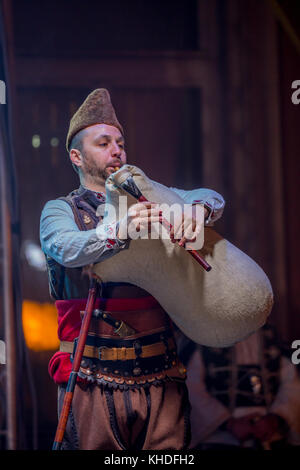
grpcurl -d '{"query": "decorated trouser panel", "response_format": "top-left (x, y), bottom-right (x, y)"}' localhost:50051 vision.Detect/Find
top-left (58, 381), bottom-right (191, 450)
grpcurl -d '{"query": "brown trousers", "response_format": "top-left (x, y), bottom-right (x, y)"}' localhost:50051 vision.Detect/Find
top-left (58, 381), bottom-right (191, 450)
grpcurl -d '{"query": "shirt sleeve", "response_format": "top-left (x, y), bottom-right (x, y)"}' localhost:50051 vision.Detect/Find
top-left (169, 187), bottom-right (225, 226)
top-left (39, 199), bottom-right (127, 268)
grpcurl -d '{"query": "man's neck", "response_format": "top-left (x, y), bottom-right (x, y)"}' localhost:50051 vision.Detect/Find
top-left (79, 176), bottom-right (106, 194)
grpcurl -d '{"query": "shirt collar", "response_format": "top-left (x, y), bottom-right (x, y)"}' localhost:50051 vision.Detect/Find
top-left (79, 184), bottom-right (106, 202)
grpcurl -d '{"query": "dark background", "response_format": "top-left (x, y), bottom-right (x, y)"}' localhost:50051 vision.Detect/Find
top-left (1, 0), bottom-right (299, 449)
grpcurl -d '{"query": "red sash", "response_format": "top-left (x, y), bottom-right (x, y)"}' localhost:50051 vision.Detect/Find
top-left (48, 296), bottom-right (163, 384)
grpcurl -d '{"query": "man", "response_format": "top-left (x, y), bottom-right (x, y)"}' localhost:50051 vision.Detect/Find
top-left (40, 88), bottom-right (225, 450)
top-left (177, 325), bottom-right (300, 450)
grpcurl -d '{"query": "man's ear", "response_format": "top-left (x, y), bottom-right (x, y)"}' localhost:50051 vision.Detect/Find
top-left (69, 148), bottom-right (82, 171)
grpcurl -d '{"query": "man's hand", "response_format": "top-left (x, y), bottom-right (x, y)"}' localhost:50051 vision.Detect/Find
top-left (117, 201), bottom-right (162, 240)
top-left (117, 201), bottom-right (206, 246)
top-left (169, 204), bottom-right (207, 247)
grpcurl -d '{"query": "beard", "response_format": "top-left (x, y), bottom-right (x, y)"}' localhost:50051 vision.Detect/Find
top-left (81, 155), bottom-right (117, 183)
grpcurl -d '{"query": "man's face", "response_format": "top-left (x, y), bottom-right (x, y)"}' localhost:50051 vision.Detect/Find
top-left (71, 123), bottom-right (127, 186)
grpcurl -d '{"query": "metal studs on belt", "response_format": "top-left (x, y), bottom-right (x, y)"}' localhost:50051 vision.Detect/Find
top-left (133, 367), bottom-right (142, 376)
top-left (92, 309), bottom-right (102, 319)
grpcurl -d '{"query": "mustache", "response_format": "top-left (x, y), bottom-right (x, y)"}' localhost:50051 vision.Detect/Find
top-left (81, 158), bottom-right (124, 180)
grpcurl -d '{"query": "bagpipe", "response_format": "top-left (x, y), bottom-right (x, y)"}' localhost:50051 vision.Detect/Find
top-left (93, 165), bottom-right (273, 347)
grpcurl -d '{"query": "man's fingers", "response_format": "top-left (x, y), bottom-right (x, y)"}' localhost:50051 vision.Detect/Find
top-left (178, 236), bottom-right (187, 247)
top-left (128, 203), bottom-right (160, 220)
top-left (126, 203), bottom-right (203, 244)
top-left (130, 201), bottom-right (158, 213)
top-left (137, 208), bottom-right (162, 219)
top-left (128, 215), bottom-right (162, 232)
top-left (170, 217), bottom-right (201, 245)
top-left (174, 220), bottom-right (194, 240)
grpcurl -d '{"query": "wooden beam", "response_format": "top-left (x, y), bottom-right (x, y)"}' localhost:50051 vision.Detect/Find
top-left (15, 55), bottom-right (212, 89)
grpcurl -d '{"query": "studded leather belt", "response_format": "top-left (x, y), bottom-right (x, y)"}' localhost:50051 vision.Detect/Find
top-left (60, 337), bottom-right (175, 361)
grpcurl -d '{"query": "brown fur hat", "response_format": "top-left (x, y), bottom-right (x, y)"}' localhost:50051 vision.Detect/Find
top-left (66, 88), bottom-right (124, 151)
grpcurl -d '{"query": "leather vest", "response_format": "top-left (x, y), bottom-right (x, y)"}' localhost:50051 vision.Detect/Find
top-left (45, 185), bottom-right (150, 300)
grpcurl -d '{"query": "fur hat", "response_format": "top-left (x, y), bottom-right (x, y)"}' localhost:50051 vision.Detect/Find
top-left (66, 88), bottom-right (123, 151)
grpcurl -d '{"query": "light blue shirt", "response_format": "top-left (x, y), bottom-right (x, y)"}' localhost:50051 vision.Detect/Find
top-left (40, 186), bottom-right (225, 269)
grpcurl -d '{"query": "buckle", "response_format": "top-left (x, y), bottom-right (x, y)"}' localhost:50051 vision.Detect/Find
top-left (98, 346), bottom-right (128, 361)
top-left (98, 346), bottom-right (108, 360)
